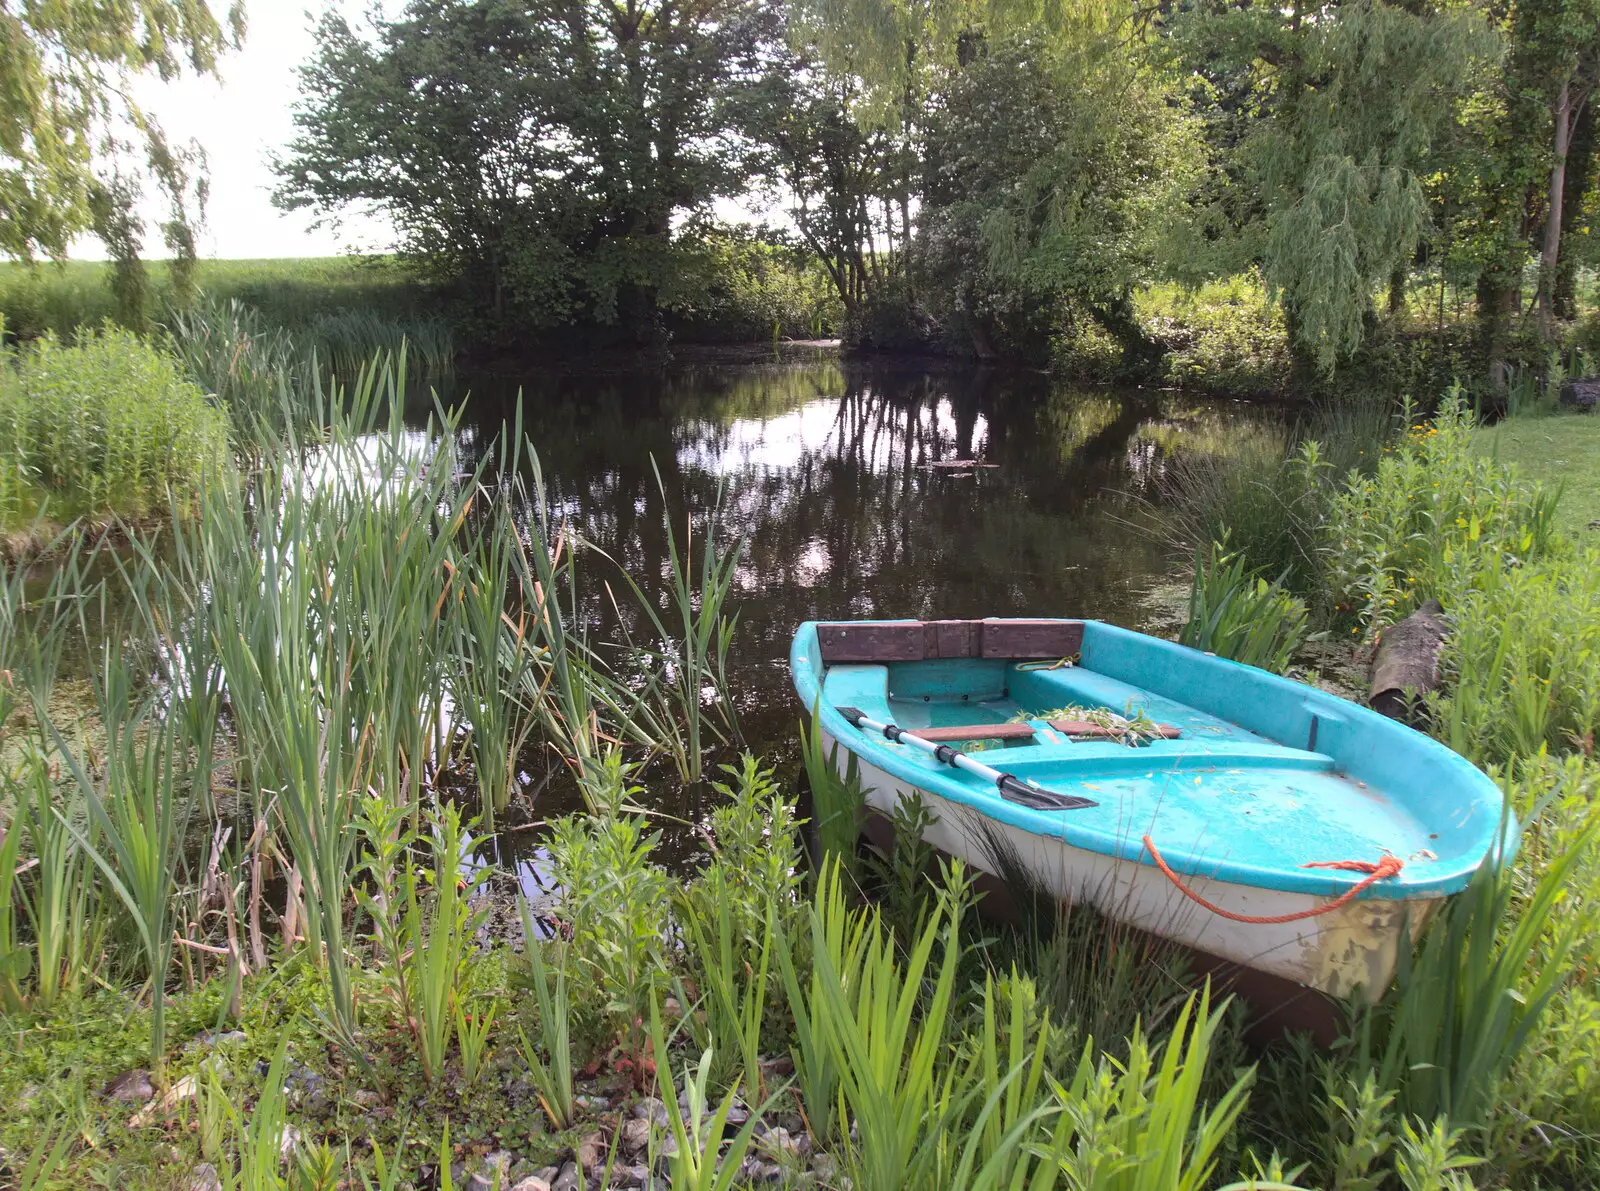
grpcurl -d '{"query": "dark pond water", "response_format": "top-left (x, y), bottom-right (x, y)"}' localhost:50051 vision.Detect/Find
top-left (435, 350), bottom-right (1288, 880)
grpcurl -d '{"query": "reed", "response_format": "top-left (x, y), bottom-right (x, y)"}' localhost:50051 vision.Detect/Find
top-left (10, 742), bottom-right (96, 1011)
top-left (404, 803), bottom-right (489, 1084)
top-left (1041, 986), bottom-right (1255, 1191)
top-left (602, 461), bottom-right (742, 783)
top-left (806, 856), bottom-right (966, 1191)
top-left (447, 469), bottom-right (540, 826)
top-left (648, 1002), bottom-right (771, 1191)
top-left (681, 865), bottom-right (775, 1104)
top-left (51, 646), bottom-right (188, 1071)
top-left (307, 309), bottom-right (455, 379)
top-left (799, 704), bottom-right (866, 880)
top-left (1356, 808), bottom-right (1596, 1128)
top-left (516, 897), bottom-right (576, 1129)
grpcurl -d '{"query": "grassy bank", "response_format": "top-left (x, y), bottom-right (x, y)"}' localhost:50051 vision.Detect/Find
top-left (0, 257), bottom-right (432, 342)
top-left (1475, 411), bottom-right (1600, 538)
top-left (2, 348), bottom-right (1600, 1189)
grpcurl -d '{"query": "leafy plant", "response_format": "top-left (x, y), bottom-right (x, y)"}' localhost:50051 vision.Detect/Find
top-left (648, 1002), bottom-right (771, 1191)
top-left (404, 802), bottom-right (490, 1084)
top-left (546, 808), bottom-right (671, 1070)
top-left (1356, 808), bottom-right (1597, 1128)
top-left (51, 650), bottom-right (187, 1071)
top-left (601, 460), bottom-right (743, 782)
top-left (681, 864), bottom-right (775, 1104)
top-left (800, 703), bottom-right (866, 881)
top-left (1180, 537), bottom-right (1312, 674)
top-left (1041, 986), bottom-right (1256, 1191)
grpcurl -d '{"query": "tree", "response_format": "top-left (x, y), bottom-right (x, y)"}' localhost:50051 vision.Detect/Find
top-left (919, 31), bottom-right (1204, 363)
top-left (0, 0), bottom-right (242, 262)
top-left (1172, 0), bottom-right (1495, 371)
top-left (744, 46), bottom-right (911, 334)
top-left (277, 0), bottom-right (778, 338)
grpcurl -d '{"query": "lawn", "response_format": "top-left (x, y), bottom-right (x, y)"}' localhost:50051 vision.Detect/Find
top-left (1475, 410), bottom-right (1600, 539)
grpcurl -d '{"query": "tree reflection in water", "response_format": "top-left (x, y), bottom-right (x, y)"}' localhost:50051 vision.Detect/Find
top-left (437, 355), bottom-right (1285, 876)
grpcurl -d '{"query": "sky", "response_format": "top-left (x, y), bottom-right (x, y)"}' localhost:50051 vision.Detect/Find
top-left (75, 2), bottom-right (397, 260)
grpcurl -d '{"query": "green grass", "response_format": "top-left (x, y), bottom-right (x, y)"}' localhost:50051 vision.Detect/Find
top-left (1475, 412), bottom-right (1600, 539)
top-left (0, 256), bottom-right (435, 342)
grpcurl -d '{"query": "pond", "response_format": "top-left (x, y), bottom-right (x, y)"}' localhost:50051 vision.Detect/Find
top-left (434, 349), bottom-right (1288, 878)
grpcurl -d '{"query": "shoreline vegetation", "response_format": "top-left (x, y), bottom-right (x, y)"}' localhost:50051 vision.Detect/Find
top-left (1, 304), bottom-right (1599, 1190)
top-left (8, 257), bottom-right (1600, 407)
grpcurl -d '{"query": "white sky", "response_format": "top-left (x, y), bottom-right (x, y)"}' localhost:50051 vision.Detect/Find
top-left (73, 2), bottom-right (397, 261)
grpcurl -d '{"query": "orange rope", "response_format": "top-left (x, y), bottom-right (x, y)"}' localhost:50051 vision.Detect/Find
top-left (1141, 835), bottom-right (1404, 925)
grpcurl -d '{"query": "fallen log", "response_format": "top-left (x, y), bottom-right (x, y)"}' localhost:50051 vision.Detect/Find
top-left (1369, 599), bottom-right (1447, 726)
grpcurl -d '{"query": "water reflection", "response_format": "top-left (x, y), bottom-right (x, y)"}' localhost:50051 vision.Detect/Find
top-left (437, 356), bottom-right (1285, 876)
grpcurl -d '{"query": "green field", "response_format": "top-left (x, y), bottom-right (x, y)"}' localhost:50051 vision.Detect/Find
top-left (0, 256), bottom-right (431, 340)
top-left (1475, 411), bottom-right (1600, 539)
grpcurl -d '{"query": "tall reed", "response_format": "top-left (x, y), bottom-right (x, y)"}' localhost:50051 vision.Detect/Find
top-left (1357, 809), bottom-right (1595, 1128)
top-left (51, 646), bottom-right (187, 1071)
top-left (603, 461), bottom-right (742, 783)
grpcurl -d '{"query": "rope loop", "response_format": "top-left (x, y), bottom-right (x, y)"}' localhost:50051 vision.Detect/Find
top-left (1141, 834), bottom-right (1404, 925)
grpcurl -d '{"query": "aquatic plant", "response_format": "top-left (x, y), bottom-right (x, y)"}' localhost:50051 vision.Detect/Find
top-left (1180, 538), bottom-right (1312, 674)
top-left (403, 803), bottom-right (490, 1084)
top-left (602, 461), bottom-right (743, 783)
top-left (800, 705), bottom-right (867, 880)
top-left (546, 808), bottom-right (672, 1066)
top-left (516, 898), bottom-right (576, 1130)
top-left (1040, 986), bottom-right (1255, 1191)
top-left (52, 649), bottom-right (187, 1070)
top-left (681, 865), bottom-right (776, 1104)
top-left (648, 1004), bottom-right (772, 1191)
top-left (0, 326), bottom-right (229, 528)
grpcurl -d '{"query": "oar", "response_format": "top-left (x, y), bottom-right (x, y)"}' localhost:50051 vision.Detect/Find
top-left (835, 707), bottom-right (1098, 812)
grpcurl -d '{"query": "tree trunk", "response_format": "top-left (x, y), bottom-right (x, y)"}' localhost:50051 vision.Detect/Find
top-left (1539, 78), bottom-right (1575, 339)
top-left (1557, 96), bottom-right (1596, 320)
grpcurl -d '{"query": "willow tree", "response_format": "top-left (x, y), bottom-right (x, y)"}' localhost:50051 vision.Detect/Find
top-left (920, 30), bottom-right (1204, 363)
top-left (1175, 0), bottom-right (1496, 371)
top-left (0, 1), bottom-right (242, 274)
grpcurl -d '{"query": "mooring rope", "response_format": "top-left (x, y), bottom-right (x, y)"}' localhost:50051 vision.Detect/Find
top-left (1141, 834), bottom-right (1404, 924)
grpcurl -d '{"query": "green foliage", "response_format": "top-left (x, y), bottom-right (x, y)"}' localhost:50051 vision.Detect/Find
top-left (1328, 395), bottom-right (1563, 631)
top-left (0, 2), bottom-right (241, 261)
top-left (1180, 539), bottom-right (1313, 674)
top-left (800, 706), bottom-right (867, 880)
top-left (402, 804), bottom-right (491, 1085)
top-left (648, 1007), bottom-right (771, 1191)
top-left (1136, 276), bottom-right (1292, 396)
top-left (515, 903), bottom-right (576, 1130)
top-left (1356, 809), bottom-right (1596, 1129)
top-left (546, 809), bottom-right (672, 1060)
top-left (601, 462), bottom-right (742, 783)
top-left (1041, 986), bottom-right (1255, 1191)
top-left (278, 0), bottom-right (774, 336)
top-left (920, 30), bottom-right (1205, 366)
top-left (0, 326), bottom-right (229, 531)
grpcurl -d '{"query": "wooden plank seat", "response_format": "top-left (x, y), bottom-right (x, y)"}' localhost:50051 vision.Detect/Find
top-left (817, 619), bottom-right (1084, 664)
top-left (909, 720), bottom-right (1181, 742)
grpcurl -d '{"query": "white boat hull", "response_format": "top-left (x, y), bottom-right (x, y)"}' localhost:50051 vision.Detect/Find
top-left (829, 732), bottom-right (1438, 1003)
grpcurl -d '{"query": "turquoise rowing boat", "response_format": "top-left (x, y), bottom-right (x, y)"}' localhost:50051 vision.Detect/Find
top-left (790, 617), bottom-right (1509, 1001)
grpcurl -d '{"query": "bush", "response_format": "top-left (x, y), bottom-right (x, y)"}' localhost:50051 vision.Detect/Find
top-left (0, 323), bottom-right (229, 531)
top-left (1136, 274), bottom-right (1292, 395)
top-left (1326, 392), bottom-right (1563, 631)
